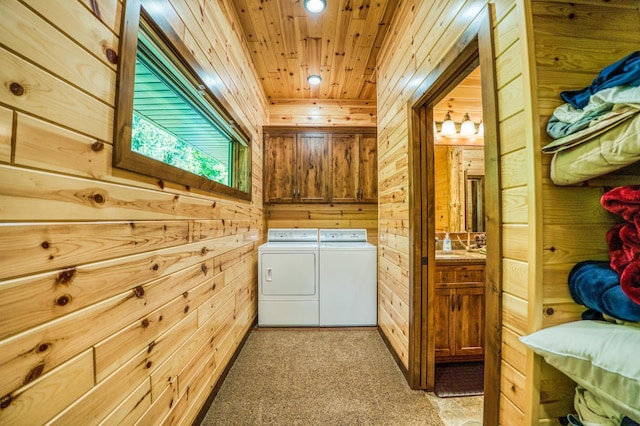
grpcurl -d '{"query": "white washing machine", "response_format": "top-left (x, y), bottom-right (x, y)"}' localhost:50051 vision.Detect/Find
top-left (258, 228), bottom-right (319, 326)
top-left (319, 229), bottom-right (377, 326)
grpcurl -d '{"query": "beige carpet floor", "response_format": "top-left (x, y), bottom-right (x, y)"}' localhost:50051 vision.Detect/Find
top-left (200, 328), bottom-right (445, 425)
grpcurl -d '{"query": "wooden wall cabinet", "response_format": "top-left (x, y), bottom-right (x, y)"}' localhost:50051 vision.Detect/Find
top-left (331, 134), bottom-right (378, 203)
top-left (264, 129), bottom-right (377, 204)
top-left (264, 132), bottom-right (329, 203)
top-left (434, 263), bottom-right (485, 362)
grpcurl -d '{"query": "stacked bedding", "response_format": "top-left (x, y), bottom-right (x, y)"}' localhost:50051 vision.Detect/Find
top-left (521, 185), bottom-right (640, 425)
top-left (543, 51), bottom-right (640, 185)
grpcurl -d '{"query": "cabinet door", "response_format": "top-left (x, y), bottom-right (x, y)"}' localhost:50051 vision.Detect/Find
top-left (264, 134), bottom-right (296, 203)
top-left (453, 286), bottom-right (485, 357)
top-left (330, 134), bottom-right (359, 202)
top-left (297, 134), bottom-right (329, 202)
top-left (359, 135), bottom-right (378, 203)
top-left (434, 287), bottom-right (455, 359)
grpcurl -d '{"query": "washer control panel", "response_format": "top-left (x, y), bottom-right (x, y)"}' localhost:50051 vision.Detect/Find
top-left (267, 228), bottom-right (319, 242)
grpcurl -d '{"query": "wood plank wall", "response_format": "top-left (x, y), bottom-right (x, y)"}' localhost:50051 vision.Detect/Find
top-left (266, 204), bottom-right (378, 246)
top-left (375, 0), bottom-right (559, 422)
top-left (0, 0), bottom-right (267, 424)
top-left (376, 0), bottom-right (503, 377)
top-left (268, 99), bottom-right (377, 127)
top-left (530, 0), bottom-right (640, 422)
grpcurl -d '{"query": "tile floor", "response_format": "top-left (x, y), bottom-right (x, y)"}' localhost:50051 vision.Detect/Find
top-left (426, 393), bottom-right (484, 426)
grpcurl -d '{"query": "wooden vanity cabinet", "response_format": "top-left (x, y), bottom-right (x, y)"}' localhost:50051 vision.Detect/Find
top-left (434, 263), bottom-right (485, 362)
top-left (263, 132), bottom-right (329, 203)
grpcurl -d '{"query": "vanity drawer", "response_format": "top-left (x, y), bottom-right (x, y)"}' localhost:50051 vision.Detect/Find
top-left (435, 264), bottom-right (485, 285)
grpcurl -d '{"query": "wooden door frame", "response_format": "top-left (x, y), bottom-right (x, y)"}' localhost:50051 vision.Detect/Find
top-left (406, 5), bottom-right (502, 425)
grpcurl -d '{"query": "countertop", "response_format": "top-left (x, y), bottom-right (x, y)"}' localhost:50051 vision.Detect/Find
top-left (435, 249), bottom-right (486, 265)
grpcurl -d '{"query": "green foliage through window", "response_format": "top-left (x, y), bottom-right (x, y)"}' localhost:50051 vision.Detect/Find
top-left (131, 114), bottom-right (228, 184)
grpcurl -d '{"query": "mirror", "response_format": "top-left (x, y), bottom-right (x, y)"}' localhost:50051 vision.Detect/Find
top-left (466, 174), bottom-right (485, 232)
top-left (434, 145), bottom-right (485, 232)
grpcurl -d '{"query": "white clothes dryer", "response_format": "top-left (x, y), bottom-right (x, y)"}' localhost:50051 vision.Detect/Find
top-left (319, 229), bottom-right (377, 326)
top-left (258, 228), bottom-right (319, 326)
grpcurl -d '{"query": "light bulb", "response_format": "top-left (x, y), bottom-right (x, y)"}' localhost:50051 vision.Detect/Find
top-left (477, 121), bottom-right (484, 137)
top-left (307, 74), bottom-right (322, 85)
top-left (460, 113), bottom-right (476, 136)
top-left (440, 112), bottom-right (457, 136)
top-left (304, 0), bottom-right (326, 13)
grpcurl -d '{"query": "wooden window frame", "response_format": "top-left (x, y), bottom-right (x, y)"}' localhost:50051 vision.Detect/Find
top-left (114, 0), bottom-right (252, 200)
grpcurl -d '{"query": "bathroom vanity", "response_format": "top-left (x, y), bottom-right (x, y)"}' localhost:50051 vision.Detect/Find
top-left (434, 251), bottom-right (485, 362)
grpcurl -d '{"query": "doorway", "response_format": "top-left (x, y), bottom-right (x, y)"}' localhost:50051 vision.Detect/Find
top-left (407, 6), bottom-right (501, 425)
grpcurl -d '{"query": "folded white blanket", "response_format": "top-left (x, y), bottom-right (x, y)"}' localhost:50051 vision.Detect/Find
top-left (550, 112), bottom-right (640, 185)
top-left (543, 105), bottom-right (640, 153)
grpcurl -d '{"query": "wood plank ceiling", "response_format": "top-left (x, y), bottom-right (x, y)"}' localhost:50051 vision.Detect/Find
top-left (434, 67), bottom-right (483, 127)
top-left (230, 0), bottom-right (400, 100)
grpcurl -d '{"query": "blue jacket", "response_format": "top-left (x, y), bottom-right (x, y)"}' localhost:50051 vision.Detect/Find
top-left (561, 51), bottom-right (640, 109)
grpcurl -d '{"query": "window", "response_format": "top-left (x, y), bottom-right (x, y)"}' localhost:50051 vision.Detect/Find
top-left (114, 1), bottom-right (251, 200)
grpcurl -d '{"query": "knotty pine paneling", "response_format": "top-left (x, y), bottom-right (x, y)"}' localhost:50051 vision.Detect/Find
top-left (0, 106), bottom-right (12, 163)
top-left (376, 0), bottom-right (553, 420)
top-left (265, 203), bottom-right (378, 246)
top-left (0, 0), bottom-right (266, 424)
top-left (268, 99), bottom-right (377, 127)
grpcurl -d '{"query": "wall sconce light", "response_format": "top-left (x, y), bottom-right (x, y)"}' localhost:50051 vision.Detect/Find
top-left (440, 112), bottom-right (457, 136)
top-left (436, 112), bottom-right (483, 138)
top-left (459, 113), bottom-right (476, 136)
top-left (307, 74), bottom-right (322, 85)
top-left (304, 0), bottom-right (326, 13)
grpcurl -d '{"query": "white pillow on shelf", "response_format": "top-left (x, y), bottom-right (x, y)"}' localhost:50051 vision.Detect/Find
top-left (519, 320), bottom-right (640, 422)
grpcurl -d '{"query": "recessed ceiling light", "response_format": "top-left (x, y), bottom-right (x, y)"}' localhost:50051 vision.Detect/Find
top-left (304, 0), bottom-right (326, 14)
top-left (307, 75), bottom-right (322, 85)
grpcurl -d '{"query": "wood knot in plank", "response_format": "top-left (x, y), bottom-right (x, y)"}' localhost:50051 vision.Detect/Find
top-left (24, 363), bottom-right (45, 385)
top-left (545, 307), bottom-right (555, 316)
top-left (89, 191), bottom-right (107, 205)
top-left (56, 267), bottom-right (77, 285)
top-left (37, 343), bottom-right (50, 353)
top-left (104, 47), bottom-right (118, 64)
top-left (133, 286), bottom-right (145, 298)
top-left (1, 394), bottom-right (12, 409)
top-left (141, 318), bottom-right (150, 328)
top-left (91, 141), bottom-right (104, 152)
top-left (201, 264), bottom-right (208, 274)
top-left (10, 82), bottom-right (25, 96)
top-left (56, 295), bottom-right (71, 306)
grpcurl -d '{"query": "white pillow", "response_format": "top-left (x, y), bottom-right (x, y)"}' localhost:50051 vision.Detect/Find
top-left (519, 320), bottom-right (640, 422)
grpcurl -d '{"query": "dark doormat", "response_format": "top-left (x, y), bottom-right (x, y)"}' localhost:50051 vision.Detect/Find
top-left (434, 362), bottom-right (484, 398)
